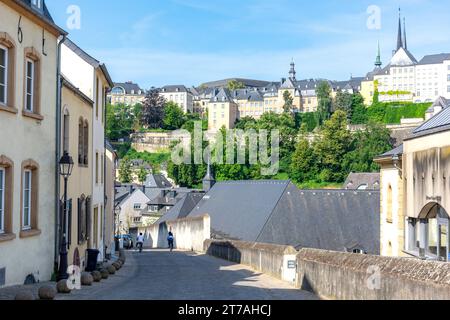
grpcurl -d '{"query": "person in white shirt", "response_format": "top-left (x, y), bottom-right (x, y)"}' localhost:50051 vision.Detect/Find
top-left (136, 233), bottom-right (145, 252)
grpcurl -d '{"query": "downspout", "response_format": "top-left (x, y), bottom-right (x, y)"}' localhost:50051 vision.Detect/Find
top-left (55, 35), bottom-right (67, 273)
top-left (103, 89), bottom-right (107, 259)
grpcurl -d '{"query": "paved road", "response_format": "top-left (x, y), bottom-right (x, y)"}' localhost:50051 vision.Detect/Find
top-left (57, 250), bottom-right (317, 300)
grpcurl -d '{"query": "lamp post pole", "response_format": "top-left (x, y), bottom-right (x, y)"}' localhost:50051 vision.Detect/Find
top-left (57, 152), bottom-right (73, 282)
top-left (57, 176), bottom-right (69, 281)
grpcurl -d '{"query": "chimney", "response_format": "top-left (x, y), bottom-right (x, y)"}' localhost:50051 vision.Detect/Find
top-left (142, 185), bottom-right (146, 194)
top-left (129, 185), bottom-right (133, 194)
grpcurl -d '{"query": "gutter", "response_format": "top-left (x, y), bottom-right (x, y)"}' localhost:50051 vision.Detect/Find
top-left (54, 35), bottom-right (66, 272)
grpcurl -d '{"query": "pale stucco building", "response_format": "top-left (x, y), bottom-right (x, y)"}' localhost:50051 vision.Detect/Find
top-left (375, 97), bottom-right (450, 261)
top-left (0, 0), bottom-right (66, 287)
top-left (159, 85), bottom-right (194, 114)
top-left (109, 81), bottom-right (145, 106)
top-left (60, 38), bottom-right (114, 262)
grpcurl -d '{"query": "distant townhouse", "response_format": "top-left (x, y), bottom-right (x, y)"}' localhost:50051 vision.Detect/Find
top-left (109, 81), bottom-right (145, 106)
top-left (60, 38), bottom-right (114, 263)
top-left (208, 88), bottom-right (239, 131)
top-left (361, 11), bottom-right (450, 105)
top-left (0, 0), bottom-right (66, 287)
top-left (159, 85), bottom-right (194, 113)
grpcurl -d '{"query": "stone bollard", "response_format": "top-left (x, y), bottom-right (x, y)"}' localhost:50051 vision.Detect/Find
top-left (38, 285), bottom-right (57, 300)
top-left (99, 269), bottom-right (109, 279)
top-left (81, 272), bottom-right (94, 286)
top-left (91, 270), bottom-right (102, 282)
top-left (56, 280), bottom-right (71, 294)
top-left (112, 262), bottom-right (121, 270)
top-left (15, 291), bottom-right (35, 301)
top-left (107, 265), bottom-right (116, 275)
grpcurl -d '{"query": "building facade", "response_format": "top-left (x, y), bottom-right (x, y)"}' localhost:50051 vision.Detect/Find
top-left (108, 81), bottom-right (145, 106)
top-left (376, 99), bottom-right (450, 261)
top-left (60, 38), bottom-right (114, 262)
top-left (0, 0), bottom-right (65, 287)
top-left (361, 12), bottom-right (450, 105)
top-left (60, 76), bottom-right (94, 269)
top-left (159, 85), bottom-right (194, 114)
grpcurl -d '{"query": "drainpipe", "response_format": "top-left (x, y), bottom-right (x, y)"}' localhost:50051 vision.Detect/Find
top-left (55, 35), bottom-right (67, 273)
top-left (103, 88), bottom-right (107, 260)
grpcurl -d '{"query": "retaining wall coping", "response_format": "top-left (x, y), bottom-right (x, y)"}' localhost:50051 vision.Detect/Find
top-left (165, 214), bottom-right (210, 225)
top-left (298, 248), bottom-right (450, 287)
top-left (205, 239), bottom-right (297, 255)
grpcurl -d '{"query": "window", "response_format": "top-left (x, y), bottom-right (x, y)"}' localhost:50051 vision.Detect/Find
top-left (93, 207), bottom-right (98, 248)
top-left (95, 77), bottom-right (99, 119)
top-left (78, 119), bottom-right (84, 164)
top-left (31, 0), bottom-right (42, 10)
top-left (134, 204), bottom-right (141, 210)
top-left (0, 168), bottom-right (4, 233)
top-left (23, 47), bottom-right (41, 118)
top-left (22, 170), bottom-right (32, 230)
top-left (447, 74), bottom-right (450, 82)
top-left (101, 154), bottom-right (104, 183)
top-left (83, 121), bottom-right (88, 165)
top-left (25, 59), bottom-right (34, 112)
top-left (95, 152), bottom-right (99, 184)
top-left (63, 109), bottom-right (70, 153)
top-left (0, 45), bottom-right (7, 105)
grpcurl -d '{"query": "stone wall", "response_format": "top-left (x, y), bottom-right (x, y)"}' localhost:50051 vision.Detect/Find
top-left (146, 215), bottom-right (210, 252)
top-left (204, 240), bottom-right (298, 284)
top-left (131, 131), bottom-right (189, 153)
top-left (297, 248), bottom-right (450, 300)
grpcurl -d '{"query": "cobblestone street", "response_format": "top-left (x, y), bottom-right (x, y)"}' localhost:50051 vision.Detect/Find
top-left (0, 250), bottom-right (317, 300)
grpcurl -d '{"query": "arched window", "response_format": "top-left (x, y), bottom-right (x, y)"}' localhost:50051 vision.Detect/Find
top-left (83, 120), bottom-right (89, 165)
top-left (0, 32), bottom-right (16, 112)
top-left (78, 118), bottom-right (84, 165)
top-left (63, 108), bottom-right (70, 153)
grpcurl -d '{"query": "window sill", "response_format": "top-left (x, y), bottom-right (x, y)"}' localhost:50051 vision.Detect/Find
top-left (19, 229), bottom-right (42, 239)
top-left (0, 104), bottom-right (18, 114)
top-left (0, 233), bottom-right (16, 243)
top-left (22, 110), bottom-right (44, 121)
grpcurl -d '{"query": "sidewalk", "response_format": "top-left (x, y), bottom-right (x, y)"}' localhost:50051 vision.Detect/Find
top-left (0, 253), bottom-right (129, 300)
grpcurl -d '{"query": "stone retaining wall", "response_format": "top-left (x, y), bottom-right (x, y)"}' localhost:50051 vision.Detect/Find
top-left (297, 248), bottom-right (450, 300)
top-left (203, 240), bottom-right (297, 284)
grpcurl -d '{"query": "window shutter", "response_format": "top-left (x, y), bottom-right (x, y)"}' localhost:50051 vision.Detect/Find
top-left (78, 121), bottom-right (83, 164)
top-left (77, 198), bottom-right (82, 244)
top-left (86, 197), bottom-right (91, 241)
top-left (67, 199), bottom-right (72, 248)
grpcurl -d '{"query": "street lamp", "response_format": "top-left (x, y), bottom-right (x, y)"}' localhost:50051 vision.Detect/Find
top-left (57, 152), bottom-right (74, 281)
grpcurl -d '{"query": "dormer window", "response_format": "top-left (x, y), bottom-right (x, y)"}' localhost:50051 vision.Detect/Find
top-left (31, 0), bottom-right (43, 11)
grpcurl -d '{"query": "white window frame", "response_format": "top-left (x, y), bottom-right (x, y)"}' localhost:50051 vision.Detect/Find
top-left (25, 59), bottom-right (35, 112)
top-left (22, 170), bottom-right (32, 230)
top-left (0, 168), bottom-right (5, 234)
top-left (0, 45), bottom-right (7, 105)
top-left (134, 203), bottom-right (141, 210)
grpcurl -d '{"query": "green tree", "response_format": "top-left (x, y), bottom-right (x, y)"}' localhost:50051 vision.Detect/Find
top-left (119, 159), bottom-right (132, 183)
top-left (290, 138), bottom-right (317, 183)
top-left (343, 122), bottom-right (393, 173)
top-left (313, 110), bottom-right (352, 183)
top-left (227, 80), bottom-right (245, 91)
top-left (333, 91), bottom-right (353, 119)
top-left (316, 81), bottom-right (333, 125)
top-left (163, 101), bottom-right (185, 130)
top-left (373, 80), bottom-right (380, 104)
top-left (137, 166), bottom-right (148, 184)
top-left (282, 90), bottom-right (294, 114)
top-left (350, 93), bottom-right (368, 124)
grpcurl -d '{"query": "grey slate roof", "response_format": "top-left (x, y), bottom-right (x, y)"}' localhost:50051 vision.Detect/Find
top-left (157, 192), bottom-right (206, 223)
top-left (257, 186), bottom-right (380, 254)
top-left (210, 88), bottom-right (234, 103)
top-left (408, 107), bottom-right (450, 139)
top-left (113, 82), bottom-right (143, 95)
top-left (144, 174), bottom-right (172, 189)
top-left (375, 144), bottom-right (404, 160)
top-left (344, 173), bottom-right (380, 190)
top-left (418, 53), bottom-right (450, 65)
top-left (160, 85), bottom-right (188, 93)
top-left (188, 180), bottom-right (290, 241)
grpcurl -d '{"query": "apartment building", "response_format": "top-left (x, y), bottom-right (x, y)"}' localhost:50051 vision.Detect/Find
top-left (109, 81), bottom-right (145, 106)
top-left (0, 0), bottom-right (66, 287)
top-left (159, 85), bottom-right (194, 114)
top-left (60, 38), bottom-right (114, 263)
top-left (361, 12), bottom-right (450, 105)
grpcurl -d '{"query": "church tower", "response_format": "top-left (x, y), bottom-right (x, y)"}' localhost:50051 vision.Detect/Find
top-left (375, 41), bottom-right (382, 68)
top-left (289, 60), bottom-right (297, 82)
top-left (202, 159), bottom-right (216, 192)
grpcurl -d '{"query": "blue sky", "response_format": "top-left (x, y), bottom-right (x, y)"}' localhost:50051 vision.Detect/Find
top-left (46, 0), bottom-right (450, 89)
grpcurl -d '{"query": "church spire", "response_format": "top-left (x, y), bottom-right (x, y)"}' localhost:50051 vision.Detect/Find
top-left (289, 59), bottom-right (297, 81)
top-left (403, 17), bottom-right (407, 50)
top-left (202, 157), bottom-right (215, 192)
top-left (375, 41), bottom-right (382, 68)
top-left (396, 8), bottom-right (403, 51)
